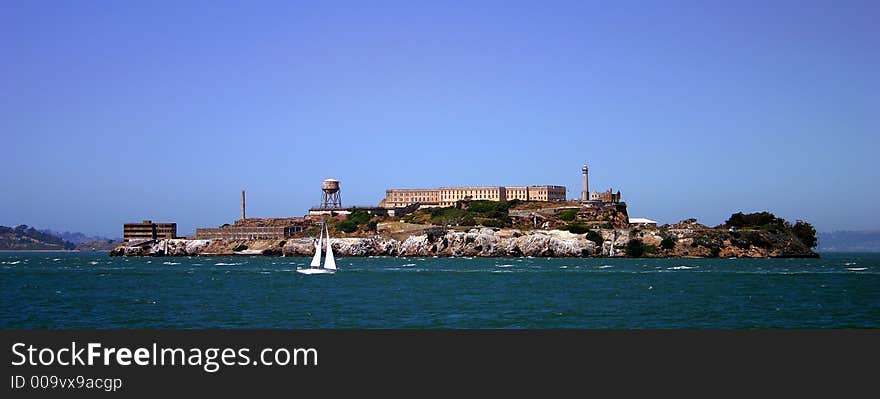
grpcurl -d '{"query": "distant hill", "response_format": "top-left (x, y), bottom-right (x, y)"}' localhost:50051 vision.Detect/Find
top-left (38, 229), bottom-right (118, 244)
top-left (818, 231), bottom-right (880, 252)
top-left (0, 225), bottom-right (76, 250)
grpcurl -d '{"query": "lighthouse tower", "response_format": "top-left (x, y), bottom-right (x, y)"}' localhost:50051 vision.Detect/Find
top-left (580, 164), bottom-right (589, 202)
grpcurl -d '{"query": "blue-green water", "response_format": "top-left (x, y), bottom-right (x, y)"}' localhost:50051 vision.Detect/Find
top-left (1, 252), bottom-right (878, 328)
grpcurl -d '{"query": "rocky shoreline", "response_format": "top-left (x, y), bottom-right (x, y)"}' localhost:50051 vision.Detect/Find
top-left (110, 224), bottom-right (818, 258)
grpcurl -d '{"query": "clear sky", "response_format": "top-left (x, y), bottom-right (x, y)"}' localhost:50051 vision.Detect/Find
top-left (2, 0), bottom-right (878, 238)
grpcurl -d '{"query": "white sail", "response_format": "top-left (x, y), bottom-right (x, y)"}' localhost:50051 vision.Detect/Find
top-left (323, 223), bottom-right (337, 270)
top-left (309, 222), bottom-right (324, 267)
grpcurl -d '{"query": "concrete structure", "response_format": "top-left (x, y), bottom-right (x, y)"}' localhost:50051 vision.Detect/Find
top-left (194, 226), bottom-right (302, 240)
top-left (320, 179), bottom-right (342, 209)
top-left (590, 189), bottom-right (622, 203)
top-left (123, 220), bottom-right (177, 242)
top-left (581, 164), bottom-right (589, 202)
top-left (195, 217), bottom-right (308, 240)
top-left (382, 185), bottom-right (566, 208)
top-left (628, 217), bottom-right (658, 227)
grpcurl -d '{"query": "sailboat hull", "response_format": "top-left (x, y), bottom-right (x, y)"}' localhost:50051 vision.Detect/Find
top-left (296, 268), bottom-right (335, 275)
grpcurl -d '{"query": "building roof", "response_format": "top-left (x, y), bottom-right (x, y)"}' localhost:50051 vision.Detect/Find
top-left (629, 217), bottom-right (658, 224)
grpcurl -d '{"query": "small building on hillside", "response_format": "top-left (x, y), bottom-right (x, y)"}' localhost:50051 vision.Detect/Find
top-left (628, 217), bottom-right (658, 227)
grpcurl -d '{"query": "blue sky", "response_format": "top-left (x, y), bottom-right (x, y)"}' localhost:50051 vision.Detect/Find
top-left (2, 0), bottom-right (878, 237)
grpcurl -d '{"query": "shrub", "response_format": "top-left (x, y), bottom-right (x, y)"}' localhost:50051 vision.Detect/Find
top-left (566, 223), bottom-right (590, 234)
top-left (558, 208), bottom-right (578, 221)
top-left (467, 200), bottom-right (511, 214)
top-left (626, 239), bottom-right (645, 257)
top-left (347, 209), bottom-right (372, 226)
top-left (336, 219), bottom-right (358, 233)
top-left (367, 220), bottom-right (378, 232)
top-left (585, 230), bottom-right (604, 246)
top-left (480, 219), bottom-right (505, 228)
top-left (660, 237), bottom-right (675, 250)
top-left (233, 244), bottom-right (248, 252)
top-left (278, 240), bottom-right (286, 247)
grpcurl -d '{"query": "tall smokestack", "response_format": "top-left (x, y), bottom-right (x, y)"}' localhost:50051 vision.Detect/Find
top-left (241, 190), bottom-right (246, 220)
top-left (580, 164), bottom-right (589, 202)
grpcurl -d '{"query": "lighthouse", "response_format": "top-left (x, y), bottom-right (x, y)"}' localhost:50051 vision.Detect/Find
top-left (580, 164), bottom-right (589, 202)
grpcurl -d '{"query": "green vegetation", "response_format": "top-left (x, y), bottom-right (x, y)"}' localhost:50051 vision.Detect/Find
top-left (233, 244), bottom-right (248, 252)
top-left (725, 212), bottom-right (817, 249)
top-left (585, 230), bottom-right (603, 246)
top-left (428, 207), bottom-right (469, 225)
top-left (334, 208), bottom-right (383, 233)
top-left (792, 220), bottom-right (817, 248)
top-left (660, 237), bottom-right (675, 250)
top-left (725, 211), bottom-right (786, 230)
top-left (566, 223), bottom-right (590, 234)
top-left (336, 219), bottom-right (358, 233)
top-left (465, 200), bottom-right (512, 214)
top-left (347, 209), bottom-right (372, 226)
top-left (406, 200), bottom-right (513, 227)
top-left (278, 240), bottom-right (286, 247)
top-left (625, 239), bottom-right (645, 257)
top-left (558, 208), bottom-right (578, 221)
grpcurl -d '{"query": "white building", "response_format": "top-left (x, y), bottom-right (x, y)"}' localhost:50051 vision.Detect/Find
top-left (628, 217), bottom-right (658, 227)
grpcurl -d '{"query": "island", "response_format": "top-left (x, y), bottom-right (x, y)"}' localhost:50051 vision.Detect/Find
top-left (110, 200), bottom-right (818, 258)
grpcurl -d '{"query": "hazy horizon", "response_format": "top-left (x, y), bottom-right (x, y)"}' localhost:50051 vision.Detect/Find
top-left (3, 0), bottom-right (878, 238)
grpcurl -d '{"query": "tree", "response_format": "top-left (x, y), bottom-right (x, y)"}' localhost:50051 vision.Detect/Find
top-left (626, 239), bottom-right (645, 257)
top-left (792, 220), bottom-right (817, 248)
top-left (661, 237), bottom-right (675, 250)
top-left (585, 230), bottom-right (604, 246)
top-left (724, 212), bottom-right (784, 228)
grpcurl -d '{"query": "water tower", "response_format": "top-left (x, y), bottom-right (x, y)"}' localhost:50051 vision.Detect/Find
top-left (320, 178), bottom-right (342, 208)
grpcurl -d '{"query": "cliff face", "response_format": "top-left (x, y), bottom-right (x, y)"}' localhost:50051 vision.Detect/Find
top-left (109, 225), bottom-right (817, 258)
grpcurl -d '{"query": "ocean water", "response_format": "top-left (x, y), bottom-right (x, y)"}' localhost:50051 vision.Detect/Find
top-left (1, 252), bottom-right (877, 328)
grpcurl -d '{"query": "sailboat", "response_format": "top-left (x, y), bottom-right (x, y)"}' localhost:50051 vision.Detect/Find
top-left (296, 220), bottom-right (337, 274)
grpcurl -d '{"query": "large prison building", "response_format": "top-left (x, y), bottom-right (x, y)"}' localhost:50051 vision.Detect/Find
top-left (383, 185), bottom-right (567, 208)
